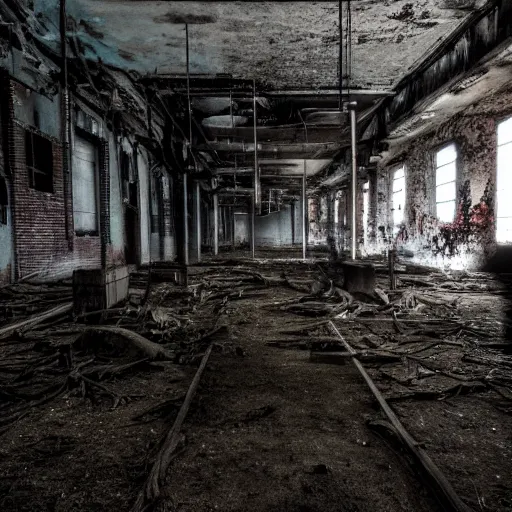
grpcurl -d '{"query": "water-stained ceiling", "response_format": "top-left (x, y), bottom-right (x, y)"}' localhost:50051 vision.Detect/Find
top-left (35, 0), bottom-right (486, 90)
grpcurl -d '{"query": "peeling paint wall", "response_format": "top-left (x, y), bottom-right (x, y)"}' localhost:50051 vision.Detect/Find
top-left (374, 88), bottom-right (512, 270)
top-left (234, 213), bottom-right (249, 245)
top-left (137, 148), bottom-right (151, 265)
top-left (255, 203), bottom-right (302, 247)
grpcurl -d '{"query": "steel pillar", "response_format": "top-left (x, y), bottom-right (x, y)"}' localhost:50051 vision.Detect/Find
top-left (350, 106), bottom-right (357, 260)
top-left (213, 193), bottom-right (219, 256)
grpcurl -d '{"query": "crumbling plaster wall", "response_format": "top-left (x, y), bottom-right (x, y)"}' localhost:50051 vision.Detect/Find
top-left (255, 203), bottom-right (302, 247)
top-left (374, 97), bottom-right (512, 270)
top-left (137, 148), bottom-right (151, 266)
top-left (234, 213), bottom-right (249, 245)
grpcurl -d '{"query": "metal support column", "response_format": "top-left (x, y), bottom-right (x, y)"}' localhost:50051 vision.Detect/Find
top-left (302, 159), bottom-right (307, 260)
top-left (195, 181), bottom-right (201, 262)
top-left (183, 22), bottom-right (192, 266)
top-left (253, 80), bottom-right (260, 215)
top-left (213, 193), bottom-right (219, 256)
top-left (350, 105), bottom-right (357, 260)
top-left (183, 175), bottom-right (189, 265)
top-left (251, 197), bottom-right (255, 259)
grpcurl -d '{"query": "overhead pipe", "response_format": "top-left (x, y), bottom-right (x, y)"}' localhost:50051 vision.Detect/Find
top-left (196, 142), bottom-right (338, 153)
top-left (168, 89), bottom-right (394, 98)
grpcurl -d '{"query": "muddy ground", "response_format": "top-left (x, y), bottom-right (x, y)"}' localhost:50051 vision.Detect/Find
top-left (0, 257), bottom-right (511, 511)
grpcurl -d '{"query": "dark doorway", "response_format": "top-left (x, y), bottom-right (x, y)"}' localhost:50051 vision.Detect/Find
top-left (124, 206), bottom-right (139, 265)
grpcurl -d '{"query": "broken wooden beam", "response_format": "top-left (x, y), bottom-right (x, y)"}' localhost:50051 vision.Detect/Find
top-left (328, 320), bottom-right (475, 512)
top-left (0, 302), bottom-right (73, 340)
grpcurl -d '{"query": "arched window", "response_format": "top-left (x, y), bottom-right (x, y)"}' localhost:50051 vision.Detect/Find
top-left (0, 176), bottom-right (8, 225)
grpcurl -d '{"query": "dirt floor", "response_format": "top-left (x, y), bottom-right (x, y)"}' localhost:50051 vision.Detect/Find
top-left (0, 257), bottom-right (511, 511)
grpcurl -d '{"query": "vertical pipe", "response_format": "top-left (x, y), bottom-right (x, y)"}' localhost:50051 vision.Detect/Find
top-left (183, 175), bottom-right (189, 265)
top-left (213, 193), bottom-right (219, 256)
top-left (251, 197), bottom-right (255, 259)
top-left (60, 0), bottom-right (72, 245)
top-left (291, 200), bottom-right (295, 245)
top-left (231, 207), bottom-right (236, 251)
top-left (339, 0), bottom-right (343, 112)
top-left (195, 181), bottom-right (201, 262)
top-left (350, 106), bottom-right (357, 260)
top-left (302, 160), bottom-right (307, 260)
top-left (183, 22), bottom-right (191, 266)
top-left (253, 80), bottom-right (260, 214)
top-left (230, 90), bottom-right (233, 129)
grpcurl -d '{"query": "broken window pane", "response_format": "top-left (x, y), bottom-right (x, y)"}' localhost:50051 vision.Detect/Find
top-left (392, 167), bottom-right (406, 231)
top-left (363, 181), bottom-right (369, 246)
top-left (497, 217), bottom-right (512, 244)
top-left (497, 116), bottom-right (512, 146)
top-left (436, 181), bottom-right (456, 204)
top-left (436, 143), bottom-right (457, 167)
top-left (437, 200), bottom-right (456, 223)
top-left (496, 119), bottom-right (512, 243)
top-left (72, 137), bottom-right (98, 235)
top-left (436, 161), bottom-right (456, 186)
top-left (25, 130), bottom-right (54, 193)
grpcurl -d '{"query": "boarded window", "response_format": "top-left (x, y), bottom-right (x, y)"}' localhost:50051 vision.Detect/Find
top-left (0, 177), bottom-right (7, 225)
top-left (435, 144), bottom-right (457, 223)
top-left (26, 130), bottom-right (53, 193)
top-left (72, 137), bottom-right (98, 235)
top-left (496, 117), bottom-right (512, 243)
top-left (392, 166), bottom-right (406, 233)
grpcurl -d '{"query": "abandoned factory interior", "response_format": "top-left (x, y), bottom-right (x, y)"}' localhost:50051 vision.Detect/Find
top-left (1, 0), bottom-right (512, 511)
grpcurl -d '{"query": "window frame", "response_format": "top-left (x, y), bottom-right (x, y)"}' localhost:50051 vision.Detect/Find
top-left (390, 164), bottom-right (406, 231)
top-left (434, 142), bottom-right (459, 223)
top-left (25, 129), bottom-right (54, 194)
top-left (72, 128), bottom-right (101, 237)
top-left (496, 116), bottom-right (512, 244)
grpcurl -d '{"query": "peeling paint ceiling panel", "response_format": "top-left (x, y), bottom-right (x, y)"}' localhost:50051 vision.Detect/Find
top-left (34, 0), bottom-right (482, 90)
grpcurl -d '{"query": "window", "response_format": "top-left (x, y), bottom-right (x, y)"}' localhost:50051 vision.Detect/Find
top-left (496, 117), bottom-right (512, 243)
top-left (435, 143), bottom-right (457, 223)
top-left (72, 136), bottom-right (99, 235)
top-left (0, 177), bottom-right (8, 225)
top-left (392, 166), bottom-right (406, 233)
top-left (363, 181), bottom-right (370, 246)
top-left (25, 130), bottom-right (53, 193)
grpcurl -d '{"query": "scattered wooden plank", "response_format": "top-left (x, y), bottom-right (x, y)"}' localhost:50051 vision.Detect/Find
top-left (131, 344), bottom-right (214, 511)
top-left (0, 303), bottom-right (73, 340)
top-left (328, 320), bottom-right (475, 512)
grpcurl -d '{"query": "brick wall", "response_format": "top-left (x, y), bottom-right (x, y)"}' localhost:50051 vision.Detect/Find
top-left (5, 77), bottom-right (105, 280)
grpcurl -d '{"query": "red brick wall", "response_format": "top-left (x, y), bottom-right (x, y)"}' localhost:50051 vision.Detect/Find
top-left (10, 120), bottom-right (102, 279)
top-left (2, 76), bottom-right (121, 280)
